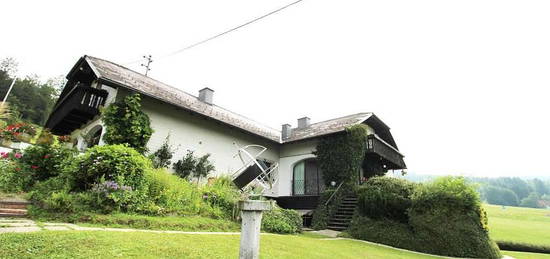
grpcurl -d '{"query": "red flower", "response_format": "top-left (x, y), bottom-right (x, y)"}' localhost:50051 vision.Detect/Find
top-left (31, 165), bottom-right (39, 169)
top-left (43, 155), bottom-right (50, 159)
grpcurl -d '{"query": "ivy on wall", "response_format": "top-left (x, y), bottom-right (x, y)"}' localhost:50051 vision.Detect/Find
top-left (102, 94), bottom-right (153, 154)
top-left (315, 125), bottom-right (368, 186)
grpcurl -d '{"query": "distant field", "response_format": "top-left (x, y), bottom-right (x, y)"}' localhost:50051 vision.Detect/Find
top-left (484, 204), bottom-right (550, 246)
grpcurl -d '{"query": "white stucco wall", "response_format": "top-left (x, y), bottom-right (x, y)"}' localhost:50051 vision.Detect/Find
top-left (276, 139), bottom-right (318, 196)
top-left (141, 96), bottom-right (281, 179)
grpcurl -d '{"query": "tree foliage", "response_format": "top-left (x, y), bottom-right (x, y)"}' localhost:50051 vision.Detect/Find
top-left (102, 94), bottom-right (153, 153)
top-left (0, 58), bottom-right (62, 125)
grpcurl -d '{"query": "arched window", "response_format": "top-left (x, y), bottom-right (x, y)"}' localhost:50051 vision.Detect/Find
top-left (293, 159), bottom-right (325, 196)
top-left (86, 125), bottom-right (102, 148)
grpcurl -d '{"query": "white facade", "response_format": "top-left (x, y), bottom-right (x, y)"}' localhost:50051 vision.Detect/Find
top-left (66, 83), bottom-right (383, 198)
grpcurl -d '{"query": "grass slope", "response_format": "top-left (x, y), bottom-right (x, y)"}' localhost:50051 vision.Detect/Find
top-left (29, 210), bottom-right (239, 232)
top-left (485, 204), bottom-right (550, 246)
top-left (0, 231), bottom-right (444, 259)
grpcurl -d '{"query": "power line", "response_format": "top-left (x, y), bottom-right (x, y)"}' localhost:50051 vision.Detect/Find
top-left (124, 0), bottom-right (305, 66)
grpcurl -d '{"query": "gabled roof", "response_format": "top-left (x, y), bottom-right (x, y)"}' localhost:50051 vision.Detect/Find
top-left (283, 113), bottom-right (374, 142)
top-left (82, 56), bottom-right (281, 143)
top-left (66, 55), bottom-right (399, 147)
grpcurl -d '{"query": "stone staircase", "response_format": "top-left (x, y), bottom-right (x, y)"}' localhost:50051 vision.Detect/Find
top-left (0, 199), bottom-right (30, 218)
top-left (327, 195), bottom-right (358, 231)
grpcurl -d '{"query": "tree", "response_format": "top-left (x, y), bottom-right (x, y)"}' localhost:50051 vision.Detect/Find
top-left (1, 58), bottom-right (61, 125)
top-left (172, 150), bottom-right (215, 182)
top-left (482, 185), bottom-right (519, 206)
top-left (150, 134), bottom-right (175, 169)
top-left (102, 94), bottom-right (153, 153)
top-left (531, 178), bottom-right (548, 196)
top-left (520, 192), bottom-right (541, 208)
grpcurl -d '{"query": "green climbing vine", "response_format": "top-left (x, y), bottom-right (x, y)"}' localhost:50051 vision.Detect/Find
top-left (314, 125), bottom-right (368, 186)
top-left (102, 94), bottom-right (153, 153)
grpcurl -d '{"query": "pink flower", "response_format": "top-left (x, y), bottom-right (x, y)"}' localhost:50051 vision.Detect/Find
top-left (0, 152), bottom-right (8, 159)
top-left (14, 153), bottom-right (22, 159)
top-left (43, 155), bottom-right (50, 159)
top-left (31, 165), bottom-right (39, 169)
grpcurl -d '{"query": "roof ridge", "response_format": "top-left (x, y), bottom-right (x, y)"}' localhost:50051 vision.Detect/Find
top-left (296, 112), bottom-right (372, 129)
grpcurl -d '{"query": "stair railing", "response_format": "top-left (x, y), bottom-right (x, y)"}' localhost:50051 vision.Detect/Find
top-left (325, 182), bottom-right (344, 206)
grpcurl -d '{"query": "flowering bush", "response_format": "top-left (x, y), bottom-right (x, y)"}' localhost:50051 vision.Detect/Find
top-left (87, 180), bottom-right (139, 213)
top-left (19, 144), bottom-right (76, 182)
top-left (69, 144), bottom-right (151, 191)
top-left (0, 123), bottom-right (36, 141)
top-left (0, 151), bottom-right (31, 192)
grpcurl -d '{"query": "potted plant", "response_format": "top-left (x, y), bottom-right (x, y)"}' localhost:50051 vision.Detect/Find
top-left (0, 127), bottom-right (15, 147)
top-left (58, 135), bottom-right (73, 148)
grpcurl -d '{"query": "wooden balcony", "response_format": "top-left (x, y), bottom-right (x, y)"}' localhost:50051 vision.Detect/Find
top-left (45, 84), bottom-right (108, 135)
top-left (366, 134), bottom-right (406, 169)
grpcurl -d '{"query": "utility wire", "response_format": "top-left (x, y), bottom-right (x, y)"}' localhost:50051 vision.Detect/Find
top-left (124, 0), bottom-right (304, 66)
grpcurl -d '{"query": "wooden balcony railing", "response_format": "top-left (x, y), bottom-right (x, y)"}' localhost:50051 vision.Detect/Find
top-left (45, 83), bottom-right (108, 135)
top-left (366, 134), bottom-right (406, 169)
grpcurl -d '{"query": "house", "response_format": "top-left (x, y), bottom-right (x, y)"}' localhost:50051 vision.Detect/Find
top-left (45, 55), bottom-right (406, 210)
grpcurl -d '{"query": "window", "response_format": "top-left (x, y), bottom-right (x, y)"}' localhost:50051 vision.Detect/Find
top-left (293, 159), bottom-right (325, 196)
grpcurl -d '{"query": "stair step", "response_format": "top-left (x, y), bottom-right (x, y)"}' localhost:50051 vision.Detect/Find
top-left (329, 218), bottom-right (351, 223)
top-left (341, 201), bottom-right (358, 204)
top-left (0, 208), bottom-right (27, 214)
top-left (0, 213), bottom-right (27, 218)
top-left (329, 222), bottom-right (350, 226)
top-left (0, 201), bottom-right (31, 210)
top-left (339, 205), bottom-right (356, 208)
top-left (327, 226), bottom-right (347, 231)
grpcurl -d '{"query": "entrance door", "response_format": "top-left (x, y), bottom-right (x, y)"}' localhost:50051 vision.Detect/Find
top-left (293, 159), bottom-right (324, 195)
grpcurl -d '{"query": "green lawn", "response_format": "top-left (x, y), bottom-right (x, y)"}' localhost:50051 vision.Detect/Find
top-left (28, 209), bottom-right (240, 232)
top-left (504, 251), bottom-right (550, 259)
top-left (0, 231), bottom-right (443, 259)
top-left (484, 204), bottom-right (550, 246)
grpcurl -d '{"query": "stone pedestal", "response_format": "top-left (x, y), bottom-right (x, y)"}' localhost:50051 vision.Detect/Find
top-left (239, 200), bottom-right (271, 259)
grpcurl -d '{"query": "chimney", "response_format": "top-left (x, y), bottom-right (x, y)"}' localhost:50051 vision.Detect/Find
top-left (198, 87), bottom-right (214, 104)
top-left (297, 117), bottom-right (311, 129)
top-left (282, 124), bottom-right (292, 140)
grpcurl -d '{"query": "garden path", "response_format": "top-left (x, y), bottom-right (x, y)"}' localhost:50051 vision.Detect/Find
top-left (0, 218), bottom-right (245, 235)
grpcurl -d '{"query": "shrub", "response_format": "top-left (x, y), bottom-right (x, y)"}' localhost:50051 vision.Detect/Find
top-left (173, 150), bottom-right (215, 181)
top-left (202, 176), bottom-right (240, 219)
top-left (19, 144), bottom-right (76, 182)
top-left (0, 151), bottom-right (32, 190)
top-left (356, 176), bottom-right (416, 223)
top-left (102, 94), bottom-right (153, 153)
top-left (150, 135), bottom-right (175, 169)
top-left (262, 205), bottom-right (302, 234)
top-left (349, 176), bottom-right (502, 259)
top-left (408, 177), bottom-right (501, 258)
top-left (143, 168), bottom-right (204, 215)
top-left (69, 144), bottom-right (151, 191)
top-left (411, 176), bottom-right (480, 214)
top-left (0, 155), bottom-right (31, 193)
top-left (348, 216), bottom-right (419, 249)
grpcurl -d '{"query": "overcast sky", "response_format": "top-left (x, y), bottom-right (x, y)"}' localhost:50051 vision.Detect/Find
top-left (2, 0), bottom-right (549, 177)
